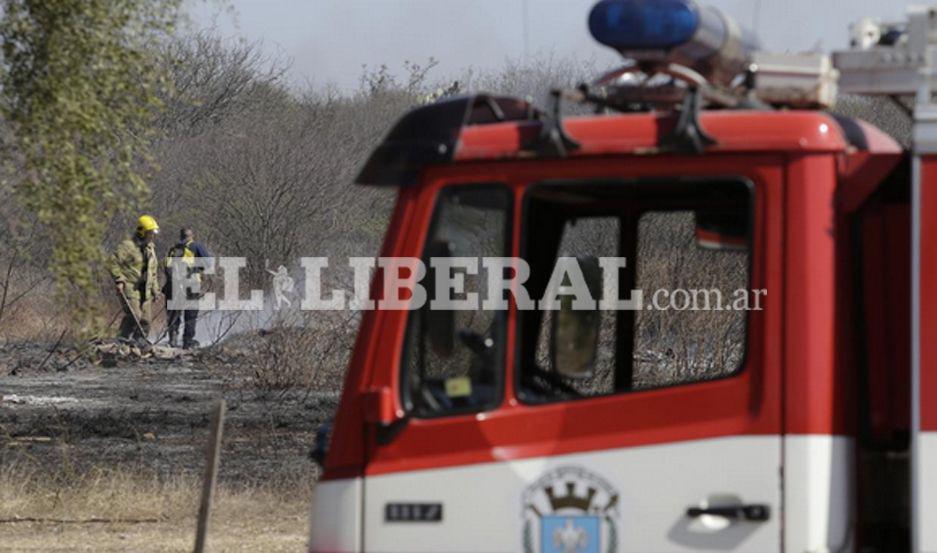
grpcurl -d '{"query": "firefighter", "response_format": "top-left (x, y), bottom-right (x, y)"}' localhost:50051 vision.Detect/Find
top-left (110, 215), bottom-right (161, 343)
top-left (163, 228), bottom-right (211, 349)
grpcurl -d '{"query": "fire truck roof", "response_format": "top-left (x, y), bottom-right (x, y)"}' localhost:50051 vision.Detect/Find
top-left (454, 110), bottom-right (900, 161)
top-left (355, 95), bottom-right (901, 187)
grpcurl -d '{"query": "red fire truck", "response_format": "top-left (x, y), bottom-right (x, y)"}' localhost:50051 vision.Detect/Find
top-left (308, 1), bottom-right (935, 551)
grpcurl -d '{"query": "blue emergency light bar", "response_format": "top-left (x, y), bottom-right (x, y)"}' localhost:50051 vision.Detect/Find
top-left (588, 0), bottom-right (758, 86)
top-left (588, 0), bottom-right (699, 50)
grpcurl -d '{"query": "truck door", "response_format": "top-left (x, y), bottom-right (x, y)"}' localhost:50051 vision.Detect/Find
top-left (361, 161), bottom-right (783, 553)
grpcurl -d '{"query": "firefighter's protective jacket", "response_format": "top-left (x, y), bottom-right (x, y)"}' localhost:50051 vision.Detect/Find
top-left (162, 240), bottom-right (211, 300)
top-left (110, 236), bottom-right (159, 300)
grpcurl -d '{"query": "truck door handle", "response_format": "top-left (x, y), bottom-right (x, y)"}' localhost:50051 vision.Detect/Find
top-left (686, 504), bottom-right (770, 522)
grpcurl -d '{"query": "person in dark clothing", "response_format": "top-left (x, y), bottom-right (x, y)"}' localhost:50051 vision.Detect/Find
top-left (163, 228), bottom-right (211, 349)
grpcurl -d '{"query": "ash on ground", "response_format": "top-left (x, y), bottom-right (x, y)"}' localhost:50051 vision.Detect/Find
top-left (0, 331), bottom-right (341, 488)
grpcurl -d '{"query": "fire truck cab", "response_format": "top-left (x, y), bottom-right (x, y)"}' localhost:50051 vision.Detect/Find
top-left (309, 2), bottom-right (937, 552)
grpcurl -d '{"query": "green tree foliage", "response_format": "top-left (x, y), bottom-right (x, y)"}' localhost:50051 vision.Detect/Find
top-left (0, 0), bottom-right (181, 328)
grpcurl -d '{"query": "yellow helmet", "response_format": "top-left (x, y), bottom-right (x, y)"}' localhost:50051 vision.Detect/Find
top-left (137, 215), bottom-right (159, 235)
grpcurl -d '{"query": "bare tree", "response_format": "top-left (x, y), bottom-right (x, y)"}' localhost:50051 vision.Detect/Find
top-left (158, 32), bottom-right (289, 136)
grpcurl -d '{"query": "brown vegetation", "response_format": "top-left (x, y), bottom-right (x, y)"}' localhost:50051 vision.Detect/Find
top-left (0, 465), bottom-right (309, 552)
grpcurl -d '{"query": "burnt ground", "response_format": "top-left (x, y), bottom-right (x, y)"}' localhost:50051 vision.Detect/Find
top-left (0, 337), bottom-right (340, 488)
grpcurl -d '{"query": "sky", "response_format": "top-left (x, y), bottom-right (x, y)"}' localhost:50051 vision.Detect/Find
top-left (190, 0), bottom-right (911, 93)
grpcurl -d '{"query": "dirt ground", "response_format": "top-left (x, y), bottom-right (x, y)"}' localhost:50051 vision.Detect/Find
top-left (0, 337), bottom-right (339, 552)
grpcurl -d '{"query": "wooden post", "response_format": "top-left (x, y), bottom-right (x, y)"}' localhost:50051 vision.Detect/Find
top-left (194, 400), bottom-right (225, 553)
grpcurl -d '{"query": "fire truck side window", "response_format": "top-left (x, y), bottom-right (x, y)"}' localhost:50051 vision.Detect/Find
top-left (518, 180), bottom-right (751, 403)
top-left (401, 185), bottom-right (512, 417)
top-left (633, 211), bottom-right (747, 389)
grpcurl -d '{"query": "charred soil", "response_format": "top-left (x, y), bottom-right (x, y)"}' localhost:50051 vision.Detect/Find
top-left (0, 335), bottom-right (339, 491)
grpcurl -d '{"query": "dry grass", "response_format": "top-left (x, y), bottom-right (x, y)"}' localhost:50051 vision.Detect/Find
top-left (209, 309), bottom-right (356, 393)
top-left (0, 464), bottom-right (311, 552)
top-left (0, 279), bottom-right (71, 343)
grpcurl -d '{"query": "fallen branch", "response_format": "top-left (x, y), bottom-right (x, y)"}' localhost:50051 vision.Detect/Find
top-left (35, 328), bottom-right (68, 371)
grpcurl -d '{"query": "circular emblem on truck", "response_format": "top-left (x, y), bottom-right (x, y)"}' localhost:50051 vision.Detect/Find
top-left (522, 466), bottom-right (620, 553)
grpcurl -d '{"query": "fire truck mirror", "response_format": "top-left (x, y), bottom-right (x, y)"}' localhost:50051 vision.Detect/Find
top-left (694, 208), bottom-right (748, 251)
top-left (552, 256), bottom-right (602, 379)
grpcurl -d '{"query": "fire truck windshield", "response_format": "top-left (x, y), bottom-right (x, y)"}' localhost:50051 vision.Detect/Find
top-left (400, 185), bottom-right (512, 417)
top-left (396, 179), bottom-right (753, 413)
